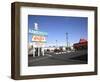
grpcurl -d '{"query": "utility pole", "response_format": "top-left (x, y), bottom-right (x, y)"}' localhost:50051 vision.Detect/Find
top-left (56, 40), bottom-right (58, 48)
top-left (66, 32), bottom-right (68, 48)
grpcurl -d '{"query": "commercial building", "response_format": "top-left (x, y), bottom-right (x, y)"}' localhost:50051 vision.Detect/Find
top-left (73, 39), bottom-right (87, 50)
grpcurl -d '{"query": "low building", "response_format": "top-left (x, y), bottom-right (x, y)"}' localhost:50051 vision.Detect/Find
top-left (73, 39), bottom-right (87, 50)
top-left (44, 46), bottom-right (73, 53)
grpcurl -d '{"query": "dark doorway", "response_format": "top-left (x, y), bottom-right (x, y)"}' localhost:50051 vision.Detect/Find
top-left (39, 48), bottom-right (42, 56)
top-left (35, 48), bottom-right (38, 56)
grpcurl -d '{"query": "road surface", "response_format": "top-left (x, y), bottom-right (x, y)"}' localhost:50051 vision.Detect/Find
top-left (28, 50), bottom-right (87, 66)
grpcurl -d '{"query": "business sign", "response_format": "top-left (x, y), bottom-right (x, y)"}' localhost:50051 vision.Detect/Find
top-left (32, 35), bottom-right (46, 42)
top-left (29, 29), bottom-right (48, 36)
top-left (34, 42), bottom-right (45, 47)
top-left (29, 26), bottom-right (48, 43)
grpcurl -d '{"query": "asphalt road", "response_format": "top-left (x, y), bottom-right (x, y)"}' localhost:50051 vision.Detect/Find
top-left (28, 50), bottom-right (87, 66)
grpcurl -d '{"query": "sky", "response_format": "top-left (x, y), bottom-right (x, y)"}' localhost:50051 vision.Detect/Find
top-left (28, 15), bottom-right (87, 47)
